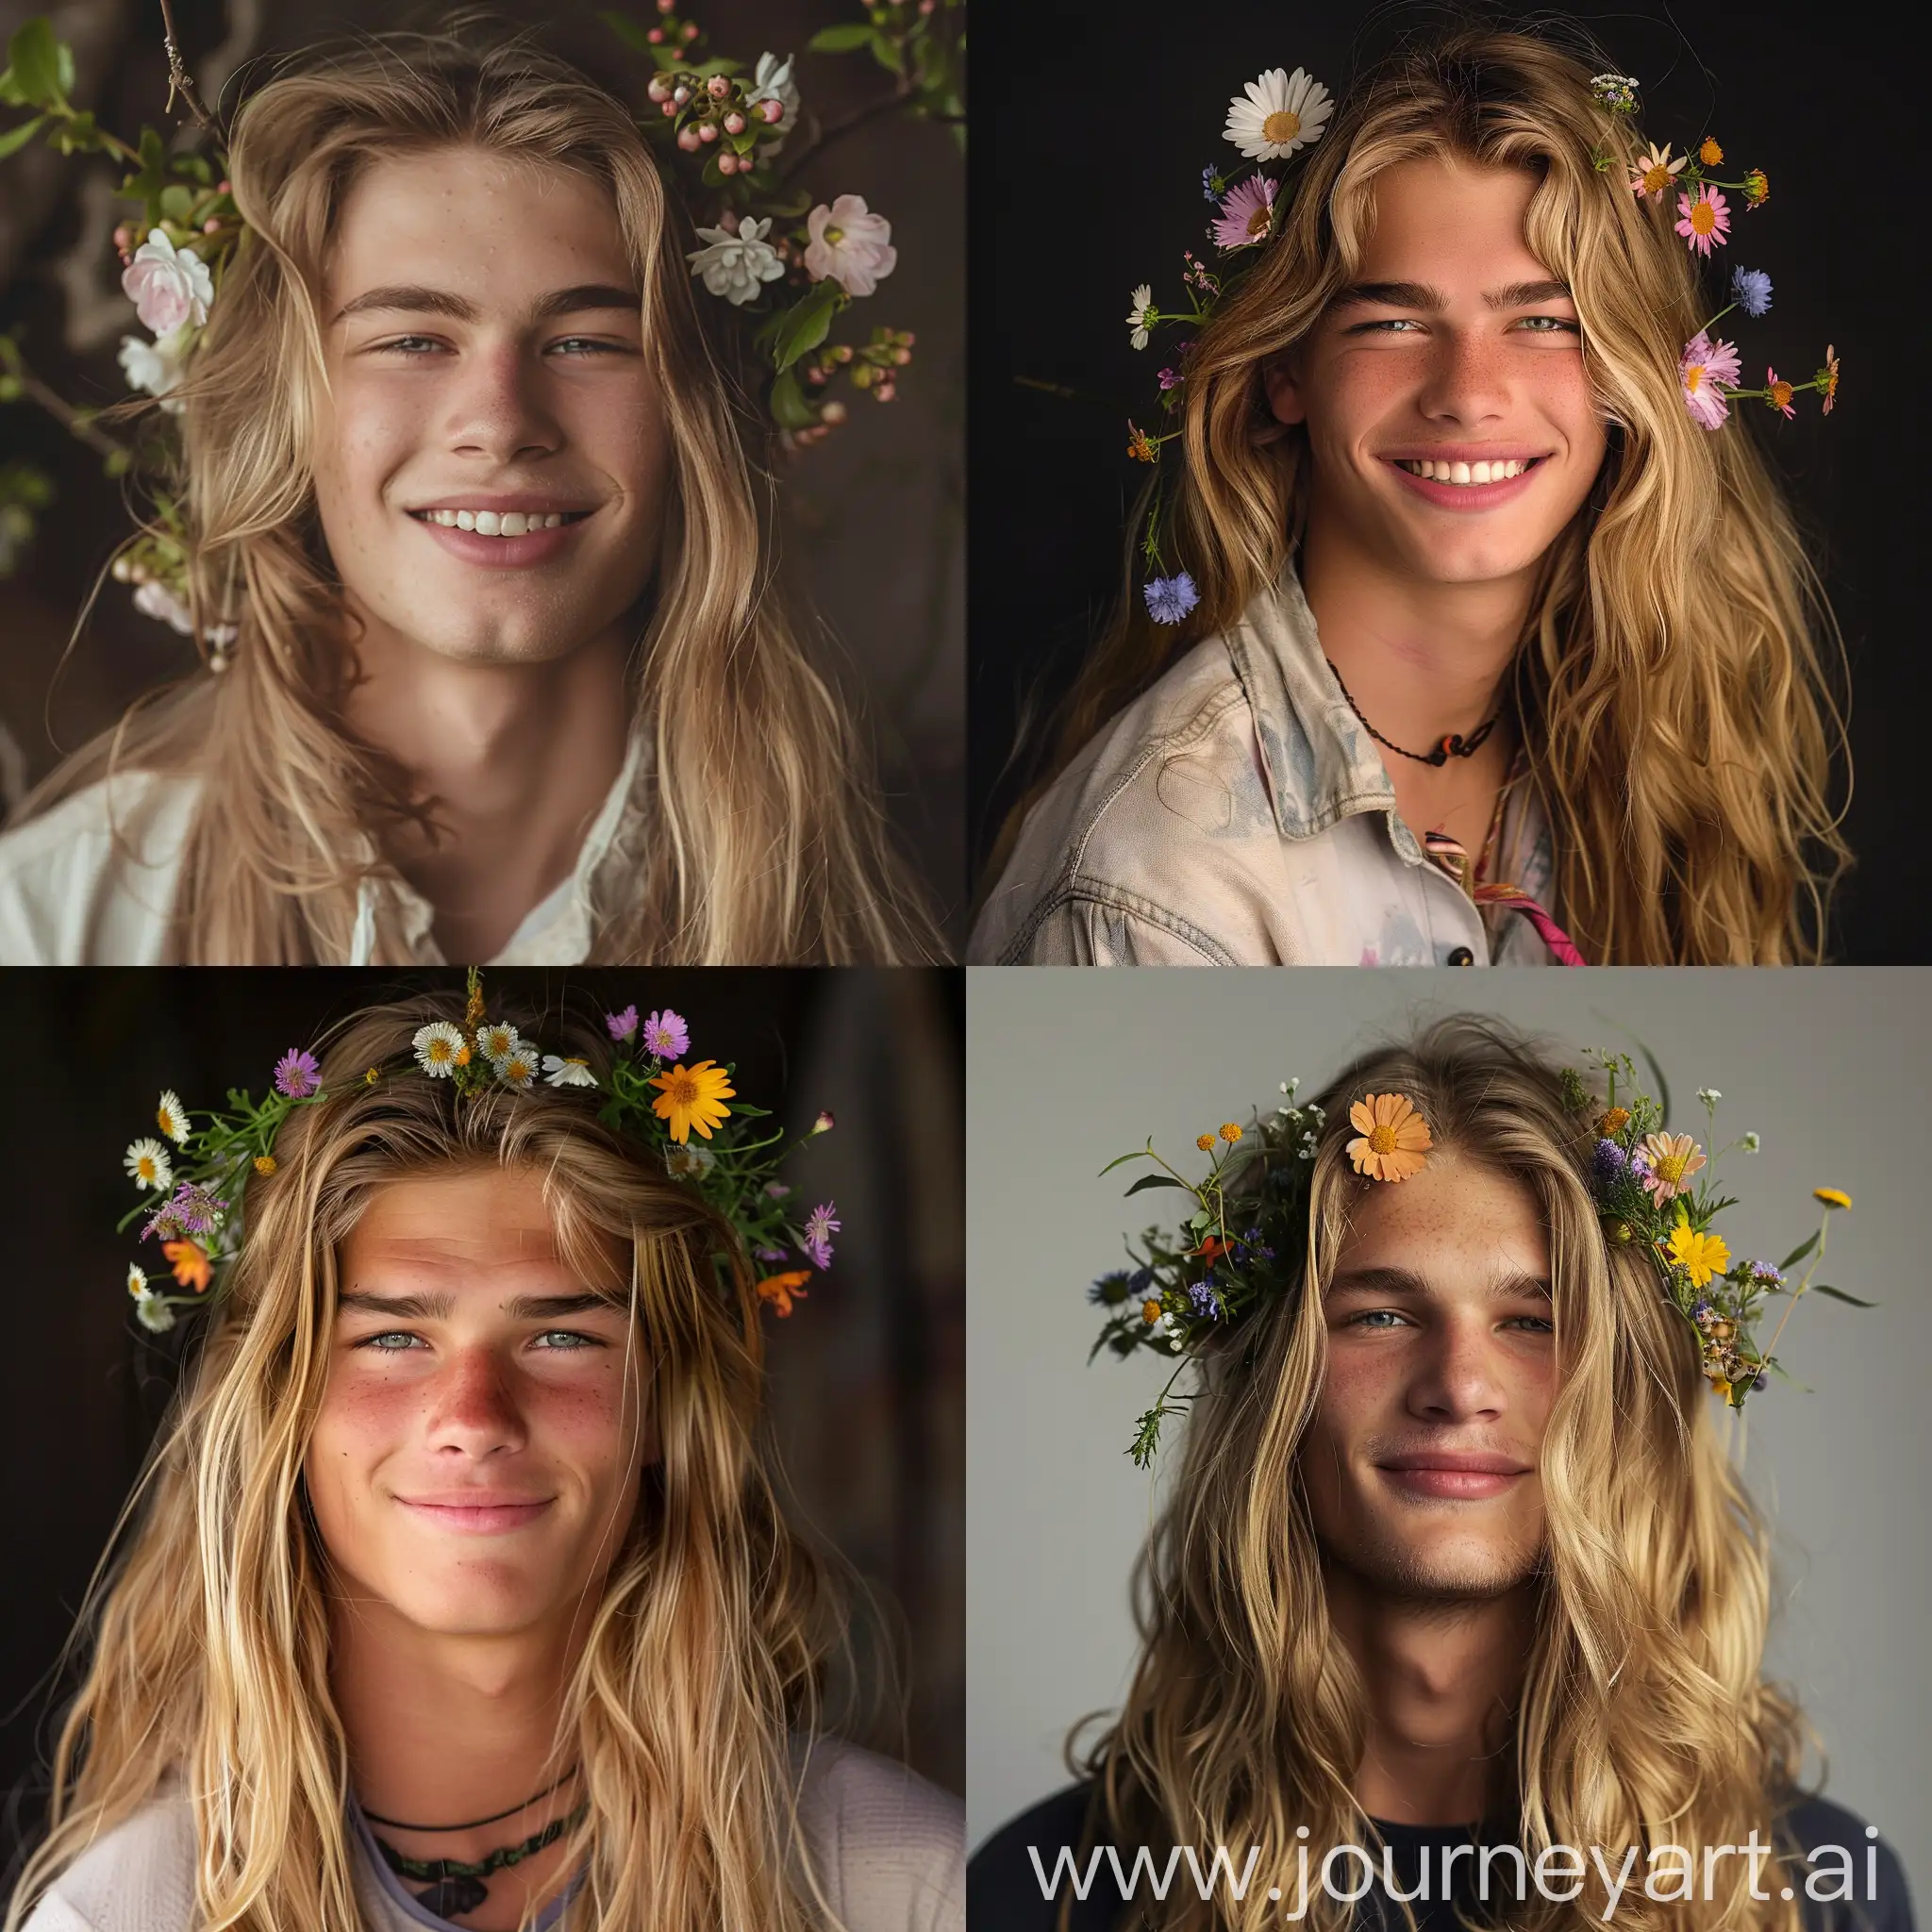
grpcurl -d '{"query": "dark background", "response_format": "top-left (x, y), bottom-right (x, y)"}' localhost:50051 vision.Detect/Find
top-left (966, 0), bottom-right (1922, 961)
top-left (0, 967), bottom-right (964, 1887)
top-left (0, 0), bottom-right (966, 941)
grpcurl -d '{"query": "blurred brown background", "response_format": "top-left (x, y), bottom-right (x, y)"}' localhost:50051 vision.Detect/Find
top-left (0, 0), bottom-right (965, 941)
top-left (0, 966), bottom-right (964, 1881)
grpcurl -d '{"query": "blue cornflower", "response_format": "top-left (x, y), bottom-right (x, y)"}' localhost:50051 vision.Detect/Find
top-left (1730, 266), bottom-right (1773, 318)
top-left (1201, 165), bottom-right (1219, 204)
top-left (1187, 1278), bottom-right (1224, 1321)
top-left (1143, 573), bottom-right (1200, 625)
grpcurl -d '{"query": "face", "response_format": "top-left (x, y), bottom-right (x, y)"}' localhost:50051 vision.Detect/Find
top-left (305, 1166), bottom-right (648, 1639)
top-left (1299, 1150), bottom-right (1557, 1601)
top-left (311, 145), bottom-right (673, 667)
top-left (1264, 157), bottom-right (1607, 591)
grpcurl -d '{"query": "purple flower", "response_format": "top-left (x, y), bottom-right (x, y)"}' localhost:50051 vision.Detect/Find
top-left (274, 1048), bottom-right (321, 1099)
top-left (1737, 1258), bottom-right (1785, 1289)
top-left (1200, 165), bottom-right (1219, 204)
top-left (757, 1245), bottom-right (791, 1264)
top-left (764, 1181), bottom-right (791, 1199)
top-left (606, 1005), bottom-right (640, 1043)
top-left (803, 1201), bottom-right (841, 1270)
top-left (143, 1180), bottom-right (226, 1242)
top-left (1157, 366), bottom-right (1182, 391)
top-left (1730, 266), bottom-right (1773, 317)
top-left (1591, 1138), bottom-right (1631, 1196)
top-left (641, 1008), bottom-right (690, 1059)
top-left (1143, 573), bottom-right (1200, 625)
top-left (1210, 174), bottom-right (1277, 251)
top-left (1187, 1278), bottom-right (1224, 1321)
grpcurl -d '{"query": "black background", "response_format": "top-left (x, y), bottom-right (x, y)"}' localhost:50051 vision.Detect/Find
top-left (0, 967), bottom-right (965, 1887)
top-left (966, 0), bottom-right (1923, 959)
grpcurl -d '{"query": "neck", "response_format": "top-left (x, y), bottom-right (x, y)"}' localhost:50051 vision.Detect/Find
top-left (340, 614), bottom-right (633, 959)
top-left (1324, 1560), bottom-right (1539, 1827)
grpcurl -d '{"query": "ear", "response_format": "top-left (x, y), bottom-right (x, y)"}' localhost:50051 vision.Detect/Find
top-left (1261, 350), bottom-right (1307, 427)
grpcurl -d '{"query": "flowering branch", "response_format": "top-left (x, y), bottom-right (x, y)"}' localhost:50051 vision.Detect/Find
top-left (155, 0), bottom-right (221, 135)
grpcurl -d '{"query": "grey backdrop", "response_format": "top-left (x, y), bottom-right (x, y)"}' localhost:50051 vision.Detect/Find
top-left (967, 967), bottom-right (1931, 1905)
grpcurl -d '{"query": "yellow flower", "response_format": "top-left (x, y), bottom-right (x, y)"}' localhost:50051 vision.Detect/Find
top-left (1196, 1134), bottom-right (1215, 1152)
top-left (1812, 1187), bottom-right (1852, 1210)
top-left (1742, 167), bottom-right (1769, 207)
top-left (365, 1067), bottom-right (380, 1085)
top-left (1666, 1224), bottom-right (1729, 1288)
top-left (454, 1042), bottom-right (472, 1066)
top-left (649, 1059), bottom-right (736, 1142)
top-left (1698, 136), bottom-right (1724, 165)
top-left (253, 1155), bottom-right (277, 1175)
top-left (1709, 1376), bottom-right (1733, 1402)
top-left (1141, 1299), bottom-right (1163, 1324)
top-left (1595, 1107), bottom-right (1630, 1137)
top-left (1345, 1092), bottom-right (1432, 1183)
top-left (1218, 1123), bottom-right (1242, 1143)
top-left (1626, 141), bottom-right (1684, 201)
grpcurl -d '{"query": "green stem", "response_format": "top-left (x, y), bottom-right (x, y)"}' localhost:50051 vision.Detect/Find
top-left (1760, 1214), bottom-right (1829, 1364)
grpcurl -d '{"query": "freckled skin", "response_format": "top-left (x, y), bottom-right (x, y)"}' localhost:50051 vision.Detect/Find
top-left (1300, 1152), bottom-right (1557, 1600)
top-left (1264, 158), bottom-right (1608, 591)
top-left (304, 1167), bottom-right (648, 1638)
top-left (310, 147), bottom-right (672, 669)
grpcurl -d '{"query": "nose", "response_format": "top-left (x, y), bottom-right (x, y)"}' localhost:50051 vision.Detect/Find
top-left (1412, 324), bottom-right (1511, 428)
top-left (425, 1344), bottom-right (529, 1458)
top-left (442, 337), bottom-right (563, 468)
top-left (1406, 1309), bottom-right (1508, 1424)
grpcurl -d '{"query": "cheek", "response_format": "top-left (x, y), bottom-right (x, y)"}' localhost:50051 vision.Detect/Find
top-left (311, 383), bottom-right (419, 524)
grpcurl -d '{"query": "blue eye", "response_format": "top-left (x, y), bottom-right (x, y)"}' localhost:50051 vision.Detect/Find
top-left (1516, 316), bottom-right (1580, 335)
top-left (1349, 1308), bottom-right (1409, 1329)
top-left (358, 1331), bottom-right (422, 1352)
top-left (534, 1330), bottom-right (600, 1349)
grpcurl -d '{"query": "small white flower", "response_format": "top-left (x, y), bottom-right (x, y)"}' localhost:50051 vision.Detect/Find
top-left (156, 1090), bottom-right (190, 1145)
top-left (1125, 283), bottom-right (1153, 350)
top-left (1742, 1131), bottom-right (1760, 1153)
top-left (412, 1021), bottom-right (466, 1078)
top-left (687, 214), bottom-right (787, 307)
top-left (117, 323), bottom-right (194, 413)
top-left (125, 1138), bottom-right (175, 1192)
top-left (1223, 66), bottom-right (1333, 161)
top-left (494, 1043), bottom-right (541, 1091)
top-left (1696, 1087), bottom-right (1722, 1106)
top-left (541, 1054), bottom-right (598, 1089)
top-left (804, 195), bottom-right (897, 298)
top-left (745, 51), bottom-right (800, 151)
top-left (121, 228), bottom-right (214, 335)
top-left (126, 1263), bottom-right (149, 1297)
top-left (475, 1022), bottom-right (523, 1067)
top-left (134, 1287), bottom-right (177, 1333)
top-left (131, 579), bottom-right (237, 651)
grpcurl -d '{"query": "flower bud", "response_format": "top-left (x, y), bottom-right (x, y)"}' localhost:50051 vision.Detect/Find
top-left (681, 19), bottom-right (698, 37)
top-left (759, 99), bottom-right (784, 124)
top-left (811, 1110), bottom-right (835, 1136)
top-left (717, 150), bottom-right (739, 174)
top-left (646, 77), bottom-right (671, 102)
top-left (698, 121), bottom-right (718, 142)
top-left (821, 399), bottom-right (847, 425)
top-left (647, 25), bottom-right (664, 42)
top-left (707, 75), bottom-right (730, 99)
top-left (724, 111), bottom-right (745, 133)
top-left (113, 224), bottom-right (132, 249)
top-left (875, 379), bottom-right (896, 402)
top-left (216, 179), bottom-right (230, 194)
top-left (111, 555), bottom-right (133, 581)
top-left (659, 99), bottom-right (675, 117)
top-left (676, 125), bottom-right (703, 152)
top-left (657, 0), bottom-right (675, 9)
top-left (203, 217), bottom-right (221, 234)
top-left (672, 84), bottom-right (691, 106)
top-left (893, 346), bottom-right (911, 365)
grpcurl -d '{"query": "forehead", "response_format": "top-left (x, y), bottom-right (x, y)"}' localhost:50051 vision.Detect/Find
top-left (325, 144), bottom-right (635, 304)
top-left (343, 1166), bottom-right (566, 1273)
top-left (1333, 1150), bottom-right (1547, 1270)
top-left (1354, 157), bottom-right (1548, 280)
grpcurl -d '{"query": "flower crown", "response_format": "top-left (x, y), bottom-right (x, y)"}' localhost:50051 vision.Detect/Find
top-left (1089, 1050), bottom-right (1867, 1467)
top-left (119, 969), bottom-right (840, 1333)
top-left (0, 3), bottom-right (961, 661)
top-left (1110, 60), bottom-right (1841, 631)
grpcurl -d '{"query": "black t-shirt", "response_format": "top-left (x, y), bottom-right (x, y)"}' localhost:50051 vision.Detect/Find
top-left (970, 1782), bottom-right (1914, 1931)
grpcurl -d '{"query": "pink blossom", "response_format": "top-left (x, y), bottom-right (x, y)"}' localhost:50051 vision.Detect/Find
top-left (1764, 366), bottom-right (1795, 421)
top-left (1674, 185), bottom-right (1730, 258)
top-left (1679, 331), bottom-right (1740, 430)
top-left (1210, 175), bottom-right (1277, 251)
top-left (120, 229), bottom-right (214, 335)
top-left (804, 194), bottom-right (897, 298)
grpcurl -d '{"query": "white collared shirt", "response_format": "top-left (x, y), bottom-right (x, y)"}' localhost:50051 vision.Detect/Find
top-left (970, 562), bottom-right (1560, 966)
top-left (0, 731), bottom-right (647, 965)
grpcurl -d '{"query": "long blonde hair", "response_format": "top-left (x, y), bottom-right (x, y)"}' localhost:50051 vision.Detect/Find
top-left (996, 26), bottom-right (1848, 963)
top-left (1074, 1015), bottom-right (1816, 1931)
top-left (6, 991), bottom-right (855, 1932)
top-left (10, 25), bottom-right (940, 963)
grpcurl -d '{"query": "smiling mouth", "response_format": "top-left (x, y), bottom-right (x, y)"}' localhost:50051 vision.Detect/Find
top-left (407, 508), bottom-right (594, 536)
top-left (1392, 457), bottom-right (1542, 486)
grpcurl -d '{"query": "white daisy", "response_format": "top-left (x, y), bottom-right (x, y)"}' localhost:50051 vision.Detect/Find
top-left (134, 1288), bottom-right (177, 1333)
top-left (475, 1022), bottom-right (523, 1067)
top-left (1125, 283), bottom-right (1154, 351)
top-left (494, 1043), bottom-right (541, 1092)
top-left (1223, 66), bottom-right (1333, 161)
top-left (412, 1021), bottom-right (467, 1078)
top-left (156, 1090), bottom-right (190, 1145)
top-left (125, 1138), bottom-right (175, 1193)
top-left (542, 1055), bottom-right (598, 1089)
top-left (126, 1263), bottom-right (148, 1297)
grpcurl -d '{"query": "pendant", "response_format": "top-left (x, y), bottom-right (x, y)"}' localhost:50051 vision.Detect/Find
top-left (415, 1873), bottom-right (491, 1917)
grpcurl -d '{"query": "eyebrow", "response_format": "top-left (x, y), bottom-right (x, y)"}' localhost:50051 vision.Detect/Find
top-left (1325, 1265), bottom-right (1552, 1304)
top-left (329, 283), bottom-right (643, 326)
top-left (336, 1290), bottom-right (620, 1321)
top-left (1329, 277), bottom-right (1574, 312)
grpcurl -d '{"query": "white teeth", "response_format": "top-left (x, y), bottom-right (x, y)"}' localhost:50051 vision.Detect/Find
top-left (456, 509), bottom-right (475, 530)
top-left (1397, 458), bottom-right (1531, 484)
top-left (473, 510), bottom-right (501, 535)
top-left (499, 511), bottom-right (528, 536)
top-left (420, 508), bottom-right (572, 533)
top-left (1472, 460), bottom-right (1491, 484)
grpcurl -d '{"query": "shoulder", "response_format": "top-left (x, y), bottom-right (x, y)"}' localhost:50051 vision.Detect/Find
top-left (0, 770), bottom-right (198, 964)
top-left (1780, 1790), bottom-right (1916, 1932)
top-left (794, 1737), bottom-right (964, 1932)
top-left (17, 1790), bottom-right (200, 1932)
top-left (969, 1783), bottom-right (1123, 1931)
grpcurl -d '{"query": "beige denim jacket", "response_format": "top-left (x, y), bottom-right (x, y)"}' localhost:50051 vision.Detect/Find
top-left (970, 562), bottom-right (1559, 967)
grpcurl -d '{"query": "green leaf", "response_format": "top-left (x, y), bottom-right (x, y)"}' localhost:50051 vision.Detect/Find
top-left (55, 38), bottom-right (72, 96)
top-left (0, 112), bottom-right (45, 158)
top-left (601, 11), bottom-right (654, 52)
top-left (0, 69), bottom-right (25, 108)
top-left (768, 277), bottom-right (841, 373)
top-left (1777, 1232), bottom-right (1819, 1272)
top-left (7, 20), bottom-right (63, 108)
top-left (768, 367), bottom-right (817, 432)
top-left (49, 108), bottom-right (96, 155)
top-left (1097, 1144), bottom-right (1156, 1176)
top-left (1806, 1283), bottom-right (1877, 1307)
top-left (158, 182), bottom-right (194, 221)
top-left (808, 24), bottom-right (879, 52)
top-left (1123, 1173), bottom-right (1191, 1198)
top-left (869, 34), bottom-right (905, 75)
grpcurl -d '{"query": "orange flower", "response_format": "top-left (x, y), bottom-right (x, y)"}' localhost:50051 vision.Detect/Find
top-left (756, 1271), bottom-right (811, 1318)
top-left (1126, 423), bottom-right (1157, 463)
top-left (650, 1060), bottom-right (736, 1142)
top-left (1820, 345), bottom-right (1840, 416)
top-left (1218, 1123), bottom-right (1242, 1143)
top-left (1196, 1134), bottom-right (1215, 1152)
top-left (1346, 1093), bottom-right (1432, 1182)
top-left (1698, 135), bottom-right (1724, 165)
top-left (1596, 1107), bottom-right (1630, 1137)
top-left (1194, 1236), bottom-right (1228, 1261)
top-left (162, 1239), bottom-right (212, 1292)
top-left (1141, 1299), bottom-right (1163, 1324)
top-left (253, 1155), bottom-right (277, 1175)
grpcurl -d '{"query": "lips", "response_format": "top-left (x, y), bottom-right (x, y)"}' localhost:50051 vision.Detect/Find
top-left (397, 1492), bottom-right (556, 1534)
top-left (1376, 1449), bottom-right (1531, 1500)
top-left (1384, 454), bottom-right (1546, 513)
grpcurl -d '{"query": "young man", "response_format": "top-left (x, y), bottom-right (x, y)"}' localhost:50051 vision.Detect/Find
top-left (970, 1022), bottom-right (1911, 1930)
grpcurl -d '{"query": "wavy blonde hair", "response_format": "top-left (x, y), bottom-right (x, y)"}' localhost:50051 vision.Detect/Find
top-left (1071, 1015), bottom-right (1820, 1932)
top-left (996, 25), bottom-right (1848, 963)
top-left (5, 991), bottom-right (858, 1932)
top-left (10, 25), bottom-right (939, 963)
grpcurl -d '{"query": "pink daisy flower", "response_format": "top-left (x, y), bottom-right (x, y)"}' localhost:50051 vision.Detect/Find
top-left (1679, 332), bottom-right (1740, 430)
top-left (1210, 175), bottom-right (1277, 251)
top-left (1764, 367), bottom-right (1795, 420)
top-left (1639, 1131), bottom-right (1707, 1204)
top-left (1674, 184), bottom-right (1730, 258)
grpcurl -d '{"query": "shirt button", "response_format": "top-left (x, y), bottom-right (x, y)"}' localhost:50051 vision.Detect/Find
top-left (1446, 946), bottom-right (1475, 967)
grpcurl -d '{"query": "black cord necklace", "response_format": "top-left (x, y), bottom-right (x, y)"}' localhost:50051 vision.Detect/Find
top-left (363, 1767), bottom-right (584, 1920)
top-left (1325, 658), bottom-right (1503, 768)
